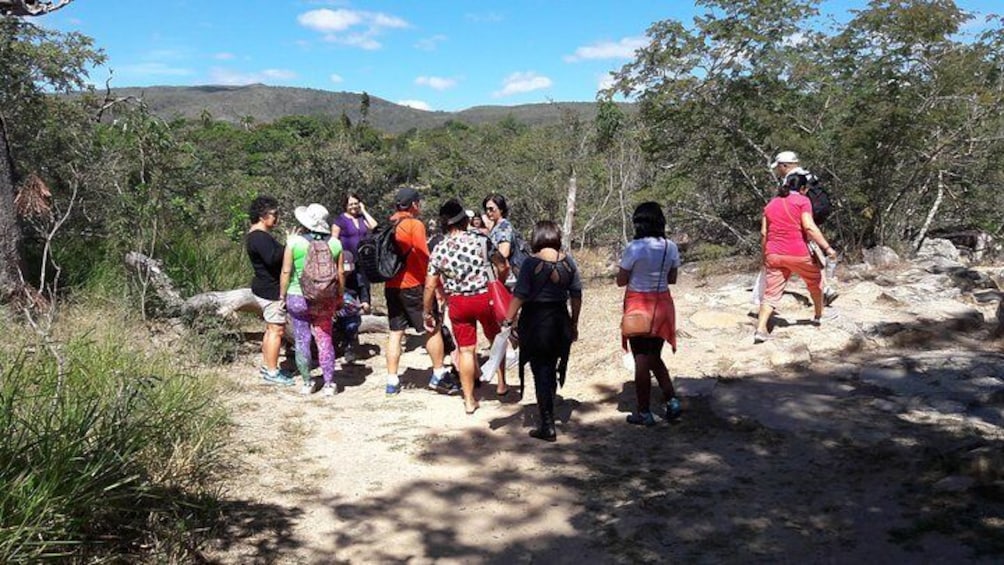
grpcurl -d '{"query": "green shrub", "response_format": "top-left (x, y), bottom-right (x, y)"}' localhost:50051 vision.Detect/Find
top-left (183, 311), bottom-right (245, 365)
top-left (0, 335), bottom-right (228, 562)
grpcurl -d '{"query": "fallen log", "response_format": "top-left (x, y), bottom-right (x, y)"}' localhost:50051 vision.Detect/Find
top-left (124, 251), bottom-right (389, 333)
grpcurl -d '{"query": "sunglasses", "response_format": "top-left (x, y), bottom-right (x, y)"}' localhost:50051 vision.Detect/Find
top-left (485, 205), bottom-right (499, 212)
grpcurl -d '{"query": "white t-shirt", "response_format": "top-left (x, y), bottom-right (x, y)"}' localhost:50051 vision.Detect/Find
top-left (619, 237), bottom-right (681, 292)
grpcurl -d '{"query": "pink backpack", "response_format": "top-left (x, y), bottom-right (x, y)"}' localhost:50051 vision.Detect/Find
top-left (300, 237), bottom-right (339, 301)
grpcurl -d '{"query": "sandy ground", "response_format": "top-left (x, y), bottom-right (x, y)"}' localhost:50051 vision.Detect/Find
top-left (204, 266), bottom-right (1004, 563)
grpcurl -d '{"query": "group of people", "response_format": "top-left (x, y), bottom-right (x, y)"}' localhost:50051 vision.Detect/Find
top-left (243, 148), bottom-right (837, 440)
top-left (246, 194), bottom-right (375, 396)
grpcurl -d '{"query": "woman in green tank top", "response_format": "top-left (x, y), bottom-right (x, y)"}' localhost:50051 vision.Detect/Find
top-left (280, 203), bottom-right (343, 397)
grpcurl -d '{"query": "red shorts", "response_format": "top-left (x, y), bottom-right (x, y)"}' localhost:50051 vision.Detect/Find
top-left (763, 253), bottom-right (822, 308)
top-left (447, 292), bottom-right (501, 348)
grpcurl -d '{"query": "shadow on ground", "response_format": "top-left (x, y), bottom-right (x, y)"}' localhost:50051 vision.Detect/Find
top-left (206, 317), bottom-right (1004, 562)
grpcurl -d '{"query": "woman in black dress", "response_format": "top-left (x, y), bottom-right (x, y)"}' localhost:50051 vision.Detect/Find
top-left (503, 221), bottom-right (582, 441)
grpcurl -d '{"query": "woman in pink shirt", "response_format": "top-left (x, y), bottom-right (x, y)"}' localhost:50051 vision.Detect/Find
top-left (754, 179), bottom-right (837, 343)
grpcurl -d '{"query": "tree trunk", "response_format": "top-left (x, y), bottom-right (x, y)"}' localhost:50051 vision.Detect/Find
top-left (124, 251), bottom-right (389, 333)
top-left (912, 170), bottom-right (945, 254)
top-left (563, 168), bottom-right (577, 246)
top-left (0, 114), bottom-right (23, 302)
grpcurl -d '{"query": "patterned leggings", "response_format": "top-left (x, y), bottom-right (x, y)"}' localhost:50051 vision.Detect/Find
top-left (285, 295), bottom-right (338, 384)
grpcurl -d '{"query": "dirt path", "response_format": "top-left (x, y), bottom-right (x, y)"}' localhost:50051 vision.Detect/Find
top-left (206, 266), bottom-right (1004, 563)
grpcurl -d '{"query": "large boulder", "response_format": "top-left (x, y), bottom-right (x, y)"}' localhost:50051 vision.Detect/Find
top-left (862, 246), bottom-right (901, 268)
top-left (916, 237), bottom-right (962, 262)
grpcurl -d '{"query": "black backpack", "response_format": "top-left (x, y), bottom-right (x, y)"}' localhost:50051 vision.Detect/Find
top-left (356, 220), bottom-right (406, 283)
top-left (801, 173), bottom-right (833, 225)
top-left (507, 228), bottom-right (532, 277)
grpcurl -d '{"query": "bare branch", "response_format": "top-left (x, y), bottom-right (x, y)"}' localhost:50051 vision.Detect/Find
top-left (0, 0), bottom-right (74, 17)
top-left (95, 71), bottom-right (139, 122)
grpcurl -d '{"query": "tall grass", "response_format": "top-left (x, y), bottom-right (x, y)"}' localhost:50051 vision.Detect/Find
top-left (162, 232), bottom-right (248, 296)
top-left (0, 331), bottom-right (228, 562)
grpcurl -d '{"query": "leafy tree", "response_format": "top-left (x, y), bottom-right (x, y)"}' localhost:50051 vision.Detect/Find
top-left (0, 13), bottom-right (103, 301)
top-left (360, 91), bottom-right (370, 125)
top-left (609, 0), bottom-right (1004, 252)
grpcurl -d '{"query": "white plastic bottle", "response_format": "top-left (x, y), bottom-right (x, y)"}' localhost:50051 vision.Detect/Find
top-left (824, 256), bottom-right (838, 294)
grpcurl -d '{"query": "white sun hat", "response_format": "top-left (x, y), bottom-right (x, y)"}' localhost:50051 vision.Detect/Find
top-left (769, 151), bottom-right (799, 169)
top-left (294, 203), bottom-right (330, 234)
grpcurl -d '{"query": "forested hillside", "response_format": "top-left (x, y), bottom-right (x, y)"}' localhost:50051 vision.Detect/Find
top-left (2, 0), bottom-right (1004, 561)
top-left (91, 84), bottom-right (622, 134)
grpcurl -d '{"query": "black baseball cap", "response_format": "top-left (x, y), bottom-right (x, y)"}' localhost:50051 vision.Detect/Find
top-left (394, 186), bottom-right (421, 209)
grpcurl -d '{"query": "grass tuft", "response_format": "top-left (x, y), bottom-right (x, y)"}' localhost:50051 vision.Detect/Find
top-left (0, 330), bottom-right (229, 562)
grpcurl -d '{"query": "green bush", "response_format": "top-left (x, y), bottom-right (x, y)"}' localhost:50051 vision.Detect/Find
top-left (0, 335), bottom-right (228, 562)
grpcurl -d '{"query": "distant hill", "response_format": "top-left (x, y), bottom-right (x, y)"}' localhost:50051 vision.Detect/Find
top-left (95, 84), bottom-right (630, 133)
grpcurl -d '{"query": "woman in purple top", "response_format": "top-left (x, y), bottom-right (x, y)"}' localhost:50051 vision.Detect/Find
top-left (331, 192), bottom-right (378, 312)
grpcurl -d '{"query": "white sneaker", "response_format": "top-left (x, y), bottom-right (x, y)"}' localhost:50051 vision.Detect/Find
top-left (300, 381), bottom-right (314, 395)
top-left (322, 383), bottom-right (337, 396)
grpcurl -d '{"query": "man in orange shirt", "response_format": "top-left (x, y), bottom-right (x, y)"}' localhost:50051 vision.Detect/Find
top-left (384, 187), bottom-right (450, 395)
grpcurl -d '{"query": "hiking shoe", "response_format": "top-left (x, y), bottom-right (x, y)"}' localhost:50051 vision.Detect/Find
top-left (343, 344), bottom-right (357, 364)
top-left (436, 374), bottom-right (461, 396)
top-left (322, 382), bottom-right (337, 397)
top-left (428, 372), bottom-right (461, 395)
top-left (666, 397), bottom-right (682, 421)
top-left (300, 380), bottom-right (315, 395)
top-left (823, 289), bottom-right (839, 307)
top-left (261, 368), bottom-right (295, 386)
top-left (753, 331), bottom-right (771, 344)
top-left (813, 310), bottom-right (840, 326)
top-left (385, 382), bottom-right (401, 396)
top-left (427, 372), bottom-right (444, 391)
top-left (626, 412), bottom-right (656, 427)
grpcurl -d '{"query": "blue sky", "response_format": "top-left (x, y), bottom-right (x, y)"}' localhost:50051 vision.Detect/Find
top-left (40, 0), bottom-right (1001, 112)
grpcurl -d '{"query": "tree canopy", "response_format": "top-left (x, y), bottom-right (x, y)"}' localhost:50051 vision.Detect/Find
top-left (2, 0), bottom-right (1004, 307)
top-left (609, 0), bottom-right (1004, 251)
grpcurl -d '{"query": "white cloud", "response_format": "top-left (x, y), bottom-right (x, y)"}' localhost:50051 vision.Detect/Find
top-left (214, 52), bottom-right (235, 61)
top-left (493, 71), bottom-right (552, 98)
top-left (564, 36), bottom-right (647, 62)
top-left (329, 73), bottom-right (344, 84)
top-left (209, 67), bottom-right (297, 85)
top-left (397, 99), bottom-right (431, 111)
top-left (338, 33), bottom-right (382, 50)
top-left (372, 13), bottom-right (408, 29)
top-left (415, 76), bottom-right (456, 91)
top-left (298, 9), bottom-right (362, 32)
top-left (297, 8), bottom-right (409, 50)
top-left (597, 73), bottom-right (616, 92)
top-left (415, 34), bottom-right (447, 51)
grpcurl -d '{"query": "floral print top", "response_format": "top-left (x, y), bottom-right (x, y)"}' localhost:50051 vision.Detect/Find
top-left (427, 231), bottom-right (495, 296)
